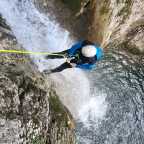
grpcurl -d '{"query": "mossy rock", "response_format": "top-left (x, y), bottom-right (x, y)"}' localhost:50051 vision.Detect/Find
top-left (48, 90), bottom-right (76, 144)
top-left (49, 90), bottom-right (73, 128)
top-left (121, 42), bottom-right (144, 55)
top-left (31, 135), bottom-right (47, 144)
top-left (0, 14), bottom-right (10, 30)
top-left (61, 0), bottom-right (81, 12)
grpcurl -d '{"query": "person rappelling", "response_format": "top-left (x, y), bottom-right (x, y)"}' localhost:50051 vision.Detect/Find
top-left (44, 40), bottom-right (103, 73)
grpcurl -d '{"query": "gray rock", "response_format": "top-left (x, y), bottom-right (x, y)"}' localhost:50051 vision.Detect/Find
top-left (0, 16), bottom-right (76, 144)
top-left (88, 0), bottom-right (144, 54)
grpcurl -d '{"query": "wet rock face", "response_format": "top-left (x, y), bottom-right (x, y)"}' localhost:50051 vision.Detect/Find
top-left (0, 20), bottom-right (49, 143)
top-left (0, 14), bottom-right (10, 30)
top-left (89, 0), bottom-right (144, 54)
top-left (33, 0), bottom-right (90, 39)
top-left (0, 66), bottom-right (49, 144)
top-left (0, 16), bottom-right (76, 144)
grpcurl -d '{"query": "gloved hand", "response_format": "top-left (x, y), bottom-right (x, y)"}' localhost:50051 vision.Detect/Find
top-left (66, 58), bottom-right (76, 67)
top-left (70, 63), bottom-right (76, 67)
top-left (66, 57), bottom-right (74, 63)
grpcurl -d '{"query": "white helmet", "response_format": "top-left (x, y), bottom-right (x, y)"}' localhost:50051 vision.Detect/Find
top-left (81, 45), bottom-right (97, 57)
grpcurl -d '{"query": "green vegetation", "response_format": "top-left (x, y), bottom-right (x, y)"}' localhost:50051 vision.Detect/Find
top-left (31, 135), bottom-right (46, 144)
top-left (0, 14), bottom-right (10, 29)
top-left (49, 90), bottom-right (69, 127)
top-left (122, 42), bottom-right (142, 55)
top-left (100, 6), bottom-right (109, 15)
top-left (117, 0), bottom-right (132, 20)
top-left (61, 0), bottom-right (81, 12)
top-left (100, 0), bottom-right (110, 15)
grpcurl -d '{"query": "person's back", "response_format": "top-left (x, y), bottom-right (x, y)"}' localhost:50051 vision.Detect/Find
top-left (67, 40), bottom-right (103, 69)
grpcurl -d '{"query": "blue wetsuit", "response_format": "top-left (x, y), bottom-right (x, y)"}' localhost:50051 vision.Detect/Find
top-left (45, 40), bottom-right (103, 73)
top-left (67, 40), bottom-right (103, 70)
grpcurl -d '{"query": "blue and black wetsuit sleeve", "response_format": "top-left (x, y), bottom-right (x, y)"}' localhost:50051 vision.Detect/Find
top-left (67, 41), bottom-right (84, 57)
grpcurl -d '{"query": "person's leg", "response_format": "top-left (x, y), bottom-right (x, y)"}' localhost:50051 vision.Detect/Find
top-left (50, 62), bottom-right (72, 73)
top-left (45, 50), bottom-right (68, 59)
top-left (44, 62), bottom-right (72, 74)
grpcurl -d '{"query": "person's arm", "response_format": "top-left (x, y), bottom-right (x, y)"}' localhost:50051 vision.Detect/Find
top-left (67, 41), bottom-right (83, 57)
top-left (76, 63), bottom-right (96, 70)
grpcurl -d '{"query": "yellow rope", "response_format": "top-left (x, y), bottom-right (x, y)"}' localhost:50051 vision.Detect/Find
top-left (0, 49), bottom-right (65, 58)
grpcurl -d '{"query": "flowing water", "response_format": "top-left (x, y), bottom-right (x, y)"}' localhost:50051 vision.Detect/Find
top-left (77, 51), bottom-right (144, 144)
top-left (0, 0), bottom-right (144, 144)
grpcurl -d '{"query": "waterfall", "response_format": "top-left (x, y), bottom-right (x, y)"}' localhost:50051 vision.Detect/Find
top-left (0, 0), bottom-right (107, 125)
top-left (1, 1), bottom-right (144, 144)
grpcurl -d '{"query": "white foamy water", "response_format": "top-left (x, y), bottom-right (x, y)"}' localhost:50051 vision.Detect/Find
top-left (0, 0), bottom-right (71, 71)
top-left (0, 0), bottom-right (107, 123)
top-left (78, 93), bottom-right (107, 126)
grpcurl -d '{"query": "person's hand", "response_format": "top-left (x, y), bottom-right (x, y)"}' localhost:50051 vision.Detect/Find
top-left (66, 57), bottom-right (74, 63)
top-left (66, 58), bottom-right (71, 64)
top-left (70, 63), bottom-right (76, 67)
top-left (66, 58), bottom-right (76, 67)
